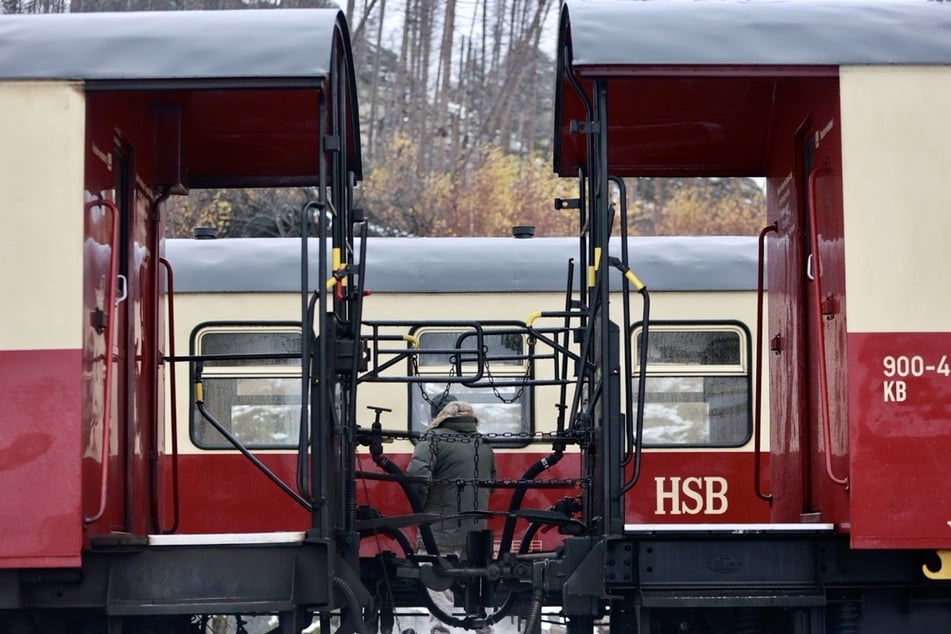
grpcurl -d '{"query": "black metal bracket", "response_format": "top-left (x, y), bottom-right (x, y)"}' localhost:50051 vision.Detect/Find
top-left (570, 119), bottom-right (601, 135)
top-left (554, 197), bottom-right (582, 210)
top-left (322, 134), bottom-right (340, 152)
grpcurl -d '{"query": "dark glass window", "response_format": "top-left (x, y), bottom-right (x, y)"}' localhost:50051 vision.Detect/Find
top-left (409, 328), bottom-right (532, 443)
top-left (632, 325), bottom-right (751, 447)
top-left (191, 326), bottom-right (302, 449)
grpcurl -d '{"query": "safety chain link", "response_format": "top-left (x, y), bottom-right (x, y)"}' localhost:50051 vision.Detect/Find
top-left (472, 433), bottom-right (480, 514)
top-left (426, 428), bottom-right (438, 472)
top-left (441, 477), bottom-right (588, 489)
top-left (415, 430), bottom-right (590, 443)
top-left (483, 348), bottom-right (532, 404)
top-left (409, 341), bottom-right (538, 407)
top-left (412, 350), bottom-right (454, 414)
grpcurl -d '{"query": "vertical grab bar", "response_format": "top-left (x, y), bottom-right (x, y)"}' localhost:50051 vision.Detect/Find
top-left (754, 224), bottom-right (776, 503)
top-left (84, 198), bottom-right (119, 524)
top-left (158, 257), bottom-right (180, 533)
top-left (807, 166), bottom-right (849, 488)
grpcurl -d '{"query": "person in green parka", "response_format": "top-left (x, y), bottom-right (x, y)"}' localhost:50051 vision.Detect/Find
top-left (407, 394), bottom-right (496, 633)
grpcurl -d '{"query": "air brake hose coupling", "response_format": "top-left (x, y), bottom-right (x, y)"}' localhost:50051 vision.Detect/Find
top-left (325, 266), bottom-right (348, 289)
top-left (608, 256), bottom-right (646, 293)
top-left (326, 248), bottom-right (349, 292)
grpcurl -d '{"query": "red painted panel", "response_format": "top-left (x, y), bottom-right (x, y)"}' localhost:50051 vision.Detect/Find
top-left (557, 74), bottom-right (779, 178)
top-left (163, 449), bottom-right (768, 554)
top-left (83, 91), bottom-right (162, 537)
top-left (849, 332), bottom-right (951, 549)
top-left (0, 349), bottom-right (82, 568)
top-left (625, 452), bottom-right (771, 524)
top-left (802, 110), bottom-right (851, 529)
top-left (765, 76), bottom-right (850, 527)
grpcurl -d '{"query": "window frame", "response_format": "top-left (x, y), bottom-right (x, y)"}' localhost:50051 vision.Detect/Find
top-left (189, 320), bottom-right (304, 451)
top-left (629, 319), bottom-right (753, 449)
top-left (406, 323), bottom-right (534, 447)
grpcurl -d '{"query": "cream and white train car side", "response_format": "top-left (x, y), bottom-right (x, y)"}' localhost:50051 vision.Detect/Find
top-left (163, 235), bottom-right (769, 546)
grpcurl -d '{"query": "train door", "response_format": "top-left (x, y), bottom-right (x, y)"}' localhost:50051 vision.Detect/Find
top-left (798, 116), bottom-right (849, 523)
top-left (110, 139), bottom-right (133, 533)
top-left (113, 133), bottom-right (159, 536)
top-left (799, 128), bottom-right (820, 517)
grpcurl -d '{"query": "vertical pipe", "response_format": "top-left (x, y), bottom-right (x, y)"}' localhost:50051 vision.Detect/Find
top-left (158, 256), bottom-right (180, 533)
top-left (754, 224), bottom-right (777, 503)
top-left (609, 175), bottom-right (636, 468)
top-left (298, 204), bottom-right (318, 502)
top-left (806, 165), bottom-right (848, 487)
top-left (148, 190), bottom-right (170, 534)
top-left (313, 87), bottom-right (330, 532)
top-left (84, 198), bottom-right (119, 525)
top-left (594, 80), bottom-right (623, 535)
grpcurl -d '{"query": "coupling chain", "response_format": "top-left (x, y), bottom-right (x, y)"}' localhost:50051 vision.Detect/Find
top-left (419, 430), bottom-right (586, 443)
top-left (428, 476), bottom-right (589, 489)
top-left (472, 433), bottom-right (480, 513)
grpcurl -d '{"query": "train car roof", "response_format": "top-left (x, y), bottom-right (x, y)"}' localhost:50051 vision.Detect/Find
top-left (554, 0), bottom-right (951, 178)
top-left (0, 9), bottom-right (344, 83)
top-left (0, 9), bottom-right (363, 186)
top-left (164, 236), bottom-right (761, 294)
top-left (561, 1), bottom-right (951, 69)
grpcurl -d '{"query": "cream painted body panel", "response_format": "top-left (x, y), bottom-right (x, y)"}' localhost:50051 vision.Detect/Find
top-left (0, 81), bottom-right (85, 351)
top-left (167, 289), bottom-right (768, 455)
top-left (840, 66), bottom-right (951, 333)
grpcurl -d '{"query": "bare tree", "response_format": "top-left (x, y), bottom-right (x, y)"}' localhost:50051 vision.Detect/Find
top-left (2, 0), bottom-right (67, 13)
top-left (365, 0), bottom-right (386, 157)
top-left (432, 0), bottom-right (456, 171)
top-left (6, 0), bottom-right (760, 238)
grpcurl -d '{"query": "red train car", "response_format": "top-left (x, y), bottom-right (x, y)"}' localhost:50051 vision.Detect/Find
top-left (4, 2), bottom-right (951, 633)
top-left (0, 9), bottom-right (361, 632)
top-left (551, 1), bottom-right (951, 631)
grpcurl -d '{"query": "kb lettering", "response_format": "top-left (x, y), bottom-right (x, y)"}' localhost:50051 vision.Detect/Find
top-left (883, 380), bottom-right (907, 402)
top-left (655, 476), bottom-right (729, 515)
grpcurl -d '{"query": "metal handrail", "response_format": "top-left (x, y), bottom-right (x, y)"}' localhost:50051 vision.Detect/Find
top-left (807, 165), bottom-right (848, 488)
top-left (754, 224), bottom-right (777, 503)
top-left (84, 198), bottom-right (119, 525)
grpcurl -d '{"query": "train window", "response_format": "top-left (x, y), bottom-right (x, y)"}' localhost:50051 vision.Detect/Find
top-left (408, 327), bottom-right (532, 446)
top-left (190, 324), bottom-right (302, 449)
top-left (631, 322), bottom-right (751, 447)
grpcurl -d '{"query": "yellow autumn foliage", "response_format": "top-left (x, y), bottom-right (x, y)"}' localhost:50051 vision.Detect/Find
top-left (651, 179), bottom-right (764, 236)
top-left (359, 138), bottom-right (578, 237)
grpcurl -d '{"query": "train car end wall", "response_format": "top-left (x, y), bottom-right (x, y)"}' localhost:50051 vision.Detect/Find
top-left (841, 65), bottom-right (951, 549)
top-left (0, 80), bottom-right (85, 569)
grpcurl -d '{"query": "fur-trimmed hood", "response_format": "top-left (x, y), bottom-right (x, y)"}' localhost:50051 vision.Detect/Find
top-left (426, 400), bottom-right (478, 431)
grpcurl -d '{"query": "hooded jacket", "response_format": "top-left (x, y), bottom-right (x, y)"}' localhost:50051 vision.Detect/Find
top-left (407, 401), bottom-right (497, 552)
